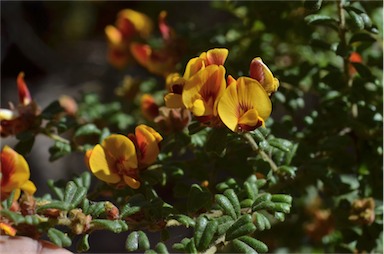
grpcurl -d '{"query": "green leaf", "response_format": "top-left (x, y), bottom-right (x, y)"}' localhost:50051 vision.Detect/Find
top-left (215, 194), bottom-right (237, 220)
top-left (47, 228), bottom-right (72, 248)
top-left (253, 212), bottom-right (271, 231)
top-left (47, 180), bottom-right (64, 200)
top-left (194, 216), bottom-right (218, 251)
top-left (154, 242), bottom-right (169, 254)
top-left (138, 231), bottom-right (150, 251)
top-left (225, 214), bottom-right (256, 241)
top-left (271, 194), bottom-right (293, 204)
top-left (0, 209), bottom-right (25, 224)
top-left (49, 141), bottom-right (71, 161)
top-left (304, 0), bottom-right (322, 11)
top-left (305, 14), bottom-right (338, 29)
top-left (169, 214), bottom-right (195, 227)
top-left (231, 236), bottom-right (268, 253)
top-left (217, 215), bottom-right (234, 236)
top-left (41, 101), bottom-right (64, 119)
top-left (74, 123), bottom-right (101, 137)
top-left (92, 219), bottom-right (128, 233)
top-left (120, 203), bottom-right (141, 218)
top-left (77, 234), bottom-right (90, 252)
top-left (224, 189), bottom-right (241, 218)
top-left (188, 184), bottom-right (212, 213)
top-left (36, 201), bottom-right (71, 212)
top-left (126, 231), bottom-right (139, 252)
top-left (86, 201), bottom-right (105, 216)
top-left (347, 9), bottom-right (364, 30)
top-left (14, 135), bottom-right (35, 156)
top-left (63, 181), bottom-right (87, 208)
top-left (349, 32), bottom-right (377, 44)
top-left (351, 62), bottom-right (373, 78)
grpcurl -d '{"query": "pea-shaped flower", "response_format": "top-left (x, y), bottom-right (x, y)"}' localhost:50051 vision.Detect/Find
top-left (86, 125), bottom-right (162, 189)
top-left (1, 145), bottom-right (36, 201)
top-left (182, 65), bottom-right (226, 123)
top-left (218, 77), bottom-right (272, 132)
top-left (250, 57), bottom-right (279, 96)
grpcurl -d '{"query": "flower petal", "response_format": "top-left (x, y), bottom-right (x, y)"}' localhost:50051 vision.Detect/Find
top-left (17, 72), bottom-right (32, 106)
top-left (182, 65), bottom-right (226, 117)
top-left (238, 77), bottom-right (272, 121)
top-left (1, 146), bottom-right (30, 192)
top-left (118, 9), bottom-right (153, 38)
top-left (89, 144), bottom-right (121, 184)
top-left (183, 57), bottom-right (205, 79)
top-left (205, 48), bottom-right (228, 66)
top-left (102, 134), bottom-right (138, 169)
top-left (238, 109), bottom-right (259, 126)
top-left (123, 175), bottom-right (141, 189)
top-left (218, 83), bottom-right (239, 131)
top-left (135, 125), bottom-right (162, 165)
top-left (164, 94), bottom-right (185, 108)
top-left (20, 180), bottom-right (37, 196)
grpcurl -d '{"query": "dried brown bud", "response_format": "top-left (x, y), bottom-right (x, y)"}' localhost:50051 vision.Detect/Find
top-left (105, 201), bottom-right (120, 220)
top-left (154, 107), bottom-right (191, 134)
top-left (20, 194), bottom-right (36, 215)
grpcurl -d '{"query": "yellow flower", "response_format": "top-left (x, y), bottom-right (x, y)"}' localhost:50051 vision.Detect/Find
top-left (183, 48), bottom-right (228, 79)
top-left (1, 146), bottom-right (36, 201)
top-left (86, 125), bottom-right (162, 189)
top-left (218, 77), bottom-right (272, 132)
top-left (182, 65), bottom-right (226, 122)
top-left (164, 73), bottom-right (186, 108)
top-left (140, 94), bottom-right (159, 121)
top-left (249, 57), bottom-right (279, 95)
top-left (0, 222), bottom-right (16, 236)
top-left (105, 9), bottom-right (153, 69)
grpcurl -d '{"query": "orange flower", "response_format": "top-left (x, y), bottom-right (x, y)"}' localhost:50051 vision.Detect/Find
top-left (182, 65), bottom-right (226, 123)
top-left (86, 125), bottom-right (162, 189)
top-left (130, 42), bottom-right (177, 77)
top-left (0, 73), bottom-right (40, 137)
top-left (1, 146), bottom-right (36, 201)
top-left (348, 52), bottom-right (363, 76)
top-left (183, 48), bottom-right (228, 79)
top-left (140, 94), bottom-right (159, 121)
top-left (164, 73), bottom-right (186, 108)
top-left (0, 222), bottom-right (16, 236)
top-left (105, 9), bottom-right (153, 69)
top-left (217, 77), bottom-right (272, 132)
top-left (249, 57), bottom-right (279, 95)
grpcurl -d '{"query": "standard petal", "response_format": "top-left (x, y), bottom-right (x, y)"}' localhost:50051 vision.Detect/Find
top-left (89, 144), bottom-right (121, 183)
top-left (118, 9), bottom-right (153, 38)
top-left (238, 77), bottom-right (272, 121)
top-left (205, 48), bottom-right (228, 66)
top-left (102, 134), bottom-right (138, 169)
top-left (2, 146), bottom-right (30, 192)
top-left (183, 57), bottom-right (205, 79)
top-left (218, 83), bottom-right (239, 131)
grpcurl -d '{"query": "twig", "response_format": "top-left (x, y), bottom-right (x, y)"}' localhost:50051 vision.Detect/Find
top-left (243, 132), bottom-right (279, 173)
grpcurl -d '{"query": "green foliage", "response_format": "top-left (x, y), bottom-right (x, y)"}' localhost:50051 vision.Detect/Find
top-left (1, 0), bottom-right (381, 253)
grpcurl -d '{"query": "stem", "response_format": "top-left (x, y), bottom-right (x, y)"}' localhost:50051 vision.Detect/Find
top-left (40, 128), bottom-right (70, 144)
top-left (243, 132), bottom-right (278, 173)
top-left (337, 0), bottom-right (357, 118)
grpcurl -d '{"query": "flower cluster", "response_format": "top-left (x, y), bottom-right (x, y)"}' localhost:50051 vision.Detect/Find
top-left (1, 146), bottom-right (36, 201)
top-left (0, 73), bottom-right (41, 137)
top-left (164, 48), bottom-right (279, 132)
top-left (106, 9), bottom-right (183, 77)
top-left (85, 125), bottom-right (162, 189)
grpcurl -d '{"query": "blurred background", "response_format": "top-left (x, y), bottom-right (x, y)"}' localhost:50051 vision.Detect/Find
top-left (1, 1), bottom-right (382, 253)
